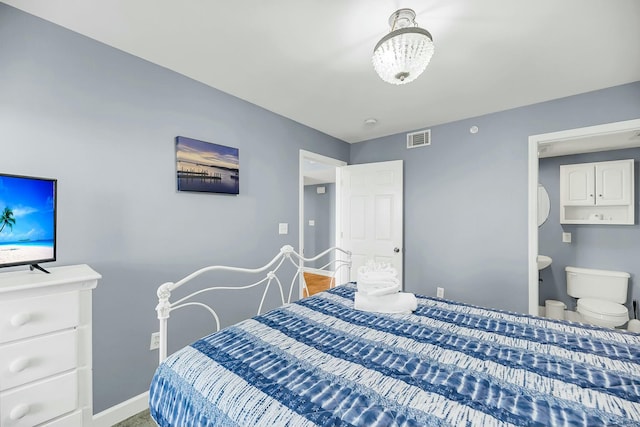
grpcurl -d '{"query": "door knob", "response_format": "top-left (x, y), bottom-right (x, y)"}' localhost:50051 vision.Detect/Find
top-left (393, 247), bottom-right (400, 253)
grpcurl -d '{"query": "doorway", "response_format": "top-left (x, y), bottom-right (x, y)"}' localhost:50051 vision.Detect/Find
top-left (299, 151), bottom-right (405, 292)
top-left (298, 150), bottom-right (346, 261)
top-left (527, 118), bottom-right (640, 315)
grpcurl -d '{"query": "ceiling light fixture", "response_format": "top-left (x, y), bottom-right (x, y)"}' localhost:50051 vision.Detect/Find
top-left (372, 8), bottom-right (434, 85)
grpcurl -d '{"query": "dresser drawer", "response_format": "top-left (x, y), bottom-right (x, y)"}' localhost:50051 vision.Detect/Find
top-left (0, 329), bottom-right (77, 391)
top-left (40, 409), bottom-right (82, 427)
top-left (0, 370), bottom-right (77, 427)
top-left (0, 292), bottom-right (79, 344)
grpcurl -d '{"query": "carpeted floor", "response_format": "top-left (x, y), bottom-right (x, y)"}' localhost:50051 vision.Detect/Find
top-left (113, 409), bottom-right (157, 427)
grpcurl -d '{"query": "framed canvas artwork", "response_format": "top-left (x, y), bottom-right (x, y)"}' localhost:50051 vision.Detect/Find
top-left (175, 136), bottom-right (239, 195)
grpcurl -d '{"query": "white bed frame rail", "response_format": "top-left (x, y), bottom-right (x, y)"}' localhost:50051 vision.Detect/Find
top-left (155, 245), bottom-right (351, 362)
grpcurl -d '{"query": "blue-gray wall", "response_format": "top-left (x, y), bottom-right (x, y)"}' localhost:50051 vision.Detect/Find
top-left (304, 183), bottom-right (336, 265)
top-left (3, 2), bottom-right (640, 416)
top-left (0, 5), bottom-right (349, 413)
top-left (539, 148), bottom-right (640, 314)
top-left (350, 82), bottom-right (640, 313)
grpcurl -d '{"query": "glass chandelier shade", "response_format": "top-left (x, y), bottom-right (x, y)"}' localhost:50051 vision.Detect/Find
top-left (372, 9), bottom-right (434, 85)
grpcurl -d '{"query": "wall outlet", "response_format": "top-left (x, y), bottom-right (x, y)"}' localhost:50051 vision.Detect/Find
top-left (436, 287), bottom-right (444, 298)
top-left (149, 332), bottom-right (160, 350)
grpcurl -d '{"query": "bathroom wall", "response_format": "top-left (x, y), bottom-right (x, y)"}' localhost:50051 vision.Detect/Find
top-left (538, 147), bottom-right (640, 318)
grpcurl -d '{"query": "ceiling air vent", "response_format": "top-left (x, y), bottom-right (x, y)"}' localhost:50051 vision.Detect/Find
top-left (407, 129), bottom-right (431, 149)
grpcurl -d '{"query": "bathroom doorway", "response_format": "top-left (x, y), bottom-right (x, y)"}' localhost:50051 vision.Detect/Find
top-left (527, 119), bottom-right (640, 316)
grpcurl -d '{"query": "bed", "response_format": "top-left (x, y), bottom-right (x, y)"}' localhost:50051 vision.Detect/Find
top-left (149, 246), bottom-right (640, 427)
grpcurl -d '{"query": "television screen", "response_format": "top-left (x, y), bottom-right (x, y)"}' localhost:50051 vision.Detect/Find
top-left (0, 173), bottom-right (56, 271)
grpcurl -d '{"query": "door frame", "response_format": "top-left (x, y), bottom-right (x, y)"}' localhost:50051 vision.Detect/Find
top-left (527, 118), bottom-right (640, 315)
top-left (298, 149), bottom-right (346, 260)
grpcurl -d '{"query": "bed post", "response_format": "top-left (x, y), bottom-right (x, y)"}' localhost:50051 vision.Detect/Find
top-left (156, 283), bottom-right (172, 363)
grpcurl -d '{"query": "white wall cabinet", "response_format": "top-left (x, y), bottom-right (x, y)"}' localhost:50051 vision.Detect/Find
top-left (0, 265), bottom-right (100, 427)
top-left (560, 159), bottom-right (634, 224)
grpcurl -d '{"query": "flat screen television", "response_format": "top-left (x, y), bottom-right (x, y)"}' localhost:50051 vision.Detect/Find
top-left (0, 173), bottom-right (56, 273)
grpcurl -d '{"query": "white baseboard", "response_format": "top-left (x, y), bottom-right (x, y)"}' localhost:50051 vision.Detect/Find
top-left (92, 391), bottom-right (149, 427)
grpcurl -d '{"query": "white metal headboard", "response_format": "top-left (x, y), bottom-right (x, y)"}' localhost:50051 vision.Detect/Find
top-left (155, 245), bottom-right (351, 362)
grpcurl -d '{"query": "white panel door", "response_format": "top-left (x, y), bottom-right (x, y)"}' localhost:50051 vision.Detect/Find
top-left (338, 160), bottom-right (403, 285)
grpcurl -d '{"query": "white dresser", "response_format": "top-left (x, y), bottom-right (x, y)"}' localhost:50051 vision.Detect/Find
top-left (0, 265), bottom-right (100, 427)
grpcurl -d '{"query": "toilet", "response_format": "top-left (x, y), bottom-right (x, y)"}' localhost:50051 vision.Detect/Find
top-left (566, 266), bottom-right (630, 328)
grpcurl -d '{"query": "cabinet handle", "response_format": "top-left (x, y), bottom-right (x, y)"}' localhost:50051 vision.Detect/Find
top-left (598, 194), bottom-right (603, 197)
top-left (10, 312), bottom-right (31, 327)
top-left (9, 404), bottom-right (30, 420)
top-left (9, 357), bottom-right (30, 373)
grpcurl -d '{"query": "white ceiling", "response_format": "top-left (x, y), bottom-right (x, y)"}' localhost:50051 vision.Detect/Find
top-left (3, 0), bottom-right (640, 143)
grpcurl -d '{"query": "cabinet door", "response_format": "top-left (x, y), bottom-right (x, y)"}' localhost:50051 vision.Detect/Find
top-left (560, 163), bottom-right (594, 206)
top-left (595, 160), bottom-right (632, 205)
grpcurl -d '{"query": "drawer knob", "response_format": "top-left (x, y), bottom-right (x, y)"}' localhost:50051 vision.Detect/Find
top-left (10, 403), bottom-right (30, 420)
top-left (10, 312), bottom-right (31, 327)
top-left (9, 357), bottom-right (29, 373)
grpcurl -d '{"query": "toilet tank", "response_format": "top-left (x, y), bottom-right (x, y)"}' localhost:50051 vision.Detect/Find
top-left (566, 266), bottom-right (630, 303)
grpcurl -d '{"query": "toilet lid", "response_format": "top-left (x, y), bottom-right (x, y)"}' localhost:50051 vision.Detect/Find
top-left (578, 298), bottom-right (629, 316)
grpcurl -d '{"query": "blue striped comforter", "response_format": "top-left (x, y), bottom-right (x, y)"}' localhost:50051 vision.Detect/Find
top-left (149, 285), bottom-right (640, 426)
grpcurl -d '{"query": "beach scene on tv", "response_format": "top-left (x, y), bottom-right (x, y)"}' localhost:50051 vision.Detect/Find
top-left (176, 136), bottom-right (239, 194)
top-left (0, 175), bottom-right (55, 266)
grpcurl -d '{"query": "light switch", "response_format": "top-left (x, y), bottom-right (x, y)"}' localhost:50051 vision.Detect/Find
top-left (317, 186), bottom-right (326, 194)
top-left (279, 223), bottom-right (288, 234)
top-left (562, 232), bottom-right (571, 243)
top-left (308, 220), bottom-right (315, 226)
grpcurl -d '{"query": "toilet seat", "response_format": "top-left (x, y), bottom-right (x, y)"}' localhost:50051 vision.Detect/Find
top-left (577, 298), bottom-right (629, 328)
